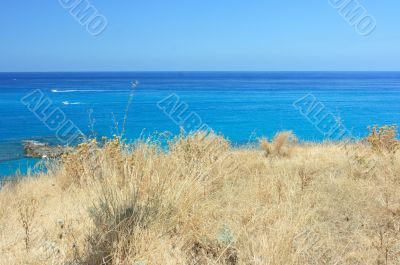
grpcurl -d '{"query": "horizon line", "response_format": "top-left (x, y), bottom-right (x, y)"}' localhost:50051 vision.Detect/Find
top-left (1, 70), bottom-right (400, 74)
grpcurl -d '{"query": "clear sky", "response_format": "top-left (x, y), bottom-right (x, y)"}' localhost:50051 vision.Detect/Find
top-left (0, 0), bottom-right (399, 71)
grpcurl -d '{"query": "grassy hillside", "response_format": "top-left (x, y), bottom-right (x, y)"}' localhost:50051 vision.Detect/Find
top-left (0, 128), bottom-right (400, 265)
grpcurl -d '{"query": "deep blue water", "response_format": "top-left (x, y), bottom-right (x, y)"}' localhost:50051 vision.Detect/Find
top-left (1, 72), bottom-right (400, 177)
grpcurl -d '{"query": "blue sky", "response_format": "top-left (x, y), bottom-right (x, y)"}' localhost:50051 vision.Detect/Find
top-left (0, 0), bottom-right (399, 71)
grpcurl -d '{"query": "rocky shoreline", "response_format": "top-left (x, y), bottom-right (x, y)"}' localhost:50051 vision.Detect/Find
top-left (23, 140), bottom-right (72, 158)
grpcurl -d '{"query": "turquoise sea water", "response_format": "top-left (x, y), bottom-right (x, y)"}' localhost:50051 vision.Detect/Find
top-left (1, 72), bottom-right (400, 177)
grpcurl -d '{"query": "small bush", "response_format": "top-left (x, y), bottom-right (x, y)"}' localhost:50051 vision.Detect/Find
top-left (260, 131), bottom-right (297, 157)
top-left (86, 187), bottom-right (161, 265)
top-left (366, 125), bottom-right (399, 153)
top-left (169, 131), bottom-right (230, 166)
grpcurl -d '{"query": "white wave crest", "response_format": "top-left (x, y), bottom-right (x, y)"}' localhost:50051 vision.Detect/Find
top-left (62, 101), bottom-right (81, 105)
top-left (51, 89), bottom-right (78, 93)
top-left (51, 89), bottom-right (128, 93)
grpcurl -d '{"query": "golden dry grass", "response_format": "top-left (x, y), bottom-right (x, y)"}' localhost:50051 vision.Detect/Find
top-left (1, 130), bottom-right (400, 265)
top-left (260, 131), bottom-right (297, 157)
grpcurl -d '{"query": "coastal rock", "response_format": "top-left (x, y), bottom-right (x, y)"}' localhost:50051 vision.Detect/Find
top-left (23, 140), bottom-right (71, 158)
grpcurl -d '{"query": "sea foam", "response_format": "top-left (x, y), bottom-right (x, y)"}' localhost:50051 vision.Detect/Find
top-left (62, 101), bottom-right (81, 105)
top-left (51, 89), bottom-right (127, 93)
top-left (51, 89), bottom-right (78, 93)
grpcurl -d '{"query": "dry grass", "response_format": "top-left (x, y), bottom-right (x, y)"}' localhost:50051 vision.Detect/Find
top-left (1, 130), bottom-right (400, 264)
top-left (366, 125), bottom-right (400, 153)
top-left (260, 131), bottom-right (297, 157)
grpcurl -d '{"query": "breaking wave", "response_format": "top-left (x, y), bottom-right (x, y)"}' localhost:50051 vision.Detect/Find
top-left (51, 89), bottom-right (78, 93)
top-left (62, 101), bottom-right (81, 105)
top-left (51, 89), bottom-right (129, 93)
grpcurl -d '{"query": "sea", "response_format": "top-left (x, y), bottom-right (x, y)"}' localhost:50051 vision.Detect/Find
top-left (1, 71), bottom-right (399, 177)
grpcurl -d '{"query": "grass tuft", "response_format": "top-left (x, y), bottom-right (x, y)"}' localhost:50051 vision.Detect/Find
top-left (260, 131), bottom-right (297, 157)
